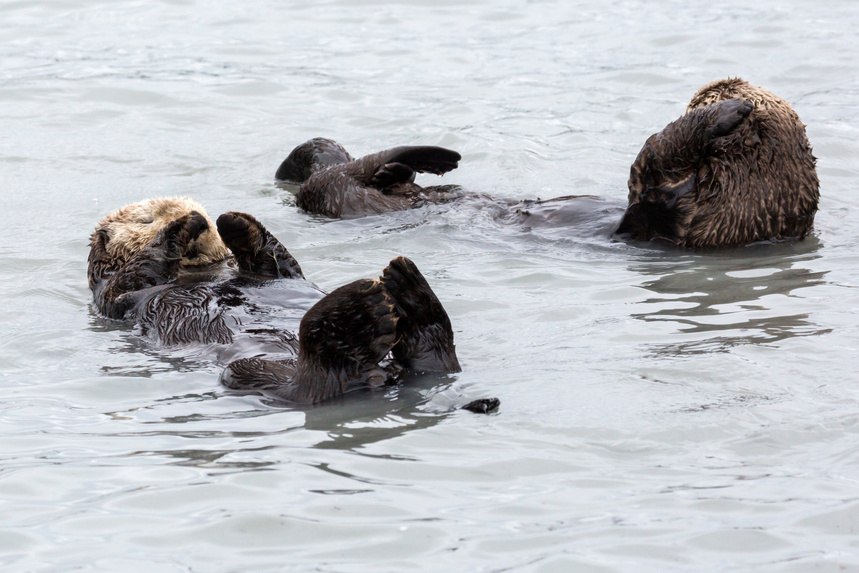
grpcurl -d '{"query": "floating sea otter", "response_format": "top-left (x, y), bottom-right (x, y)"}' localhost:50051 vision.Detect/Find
top-left (88, 197), bottom-right (497, 412)
top-left (278, 80), bottom-right (819, 249)
top-left (276, 138), bottom-right (463, 218)
top-left (614, 78), bottom-right (820, 247)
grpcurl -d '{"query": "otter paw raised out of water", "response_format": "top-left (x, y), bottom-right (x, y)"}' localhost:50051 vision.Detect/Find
top-left (216, 212), bottom-right (303, 279)
top-left (276, 138), bottom-right (463, 219)
top-left (88, 198), bottom-right (497, 411)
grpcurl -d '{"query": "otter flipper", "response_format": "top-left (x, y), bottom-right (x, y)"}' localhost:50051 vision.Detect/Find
top-left (362, 146), bottom-right (461, 190)
top-left (276, 138), bottom-right (353, 183)
top-left (380, 256), bottom-right (461, 373)
top-left (96, 212), bottom-right (208, 319)
top-left (294, 143), bottom-right (461, 218)
top-left (289, 279), bottom-right (400, 403)
top-left (216, 212), bottom-right (303, 279)
top-left (373, 146), bottom-right (461, 180)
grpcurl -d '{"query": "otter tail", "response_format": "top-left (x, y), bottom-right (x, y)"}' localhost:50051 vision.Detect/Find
top-left (380, 256), bottom-right (461, 373)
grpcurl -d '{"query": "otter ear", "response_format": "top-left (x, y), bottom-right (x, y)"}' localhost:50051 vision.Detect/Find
top-left (706, 99), bottom-right (754, 141)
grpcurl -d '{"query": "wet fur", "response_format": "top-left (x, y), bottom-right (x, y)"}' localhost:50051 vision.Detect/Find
top-left (278, 139), bottom-right (462, 218)
top-left (275, 137), bottom-right (353, 183)
top-left (87, 197), bottom-right (230, 293)
top-left (224, 257), bottom-right (463, 403)
top-left (616, 78), bottom-right (819, 248)
top-left (88, 199), bottom-right (468, 406)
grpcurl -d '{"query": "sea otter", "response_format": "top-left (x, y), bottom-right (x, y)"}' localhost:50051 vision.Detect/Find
top-left (276, 138), bottom-right (463, 218)
top-left (614, 78), bottom-right (819, 248)
top-left (88, 197), bottom-right (497, 412)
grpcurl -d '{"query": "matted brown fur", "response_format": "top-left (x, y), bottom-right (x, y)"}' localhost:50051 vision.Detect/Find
top-left (617, 78), bottom-right (819, 248)
top-left (85, 200), bottom-right (477, 407)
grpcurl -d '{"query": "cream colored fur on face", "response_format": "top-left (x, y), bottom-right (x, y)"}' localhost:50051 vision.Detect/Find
top-left (96, 197), bottom-right (230, 267)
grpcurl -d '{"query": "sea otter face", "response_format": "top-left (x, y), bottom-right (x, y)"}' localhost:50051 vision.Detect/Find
top-left (97, 197), bottom-right (230, 268)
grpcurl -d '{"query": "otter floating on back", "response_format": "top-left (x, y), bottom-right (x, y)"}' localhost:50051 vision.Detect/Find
top-left (614, 78), bottom-right (819, 248)
top-left (88, 197), bottom-right (497, 412)
top-left (277, 138), bottom-right (463, 219)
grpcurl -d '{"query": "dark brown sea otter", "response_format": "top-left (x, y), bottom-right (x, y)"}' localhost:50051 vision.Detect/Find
top-left (615, 78), bottom-right (819, 248)
top-left (88, 198), bottom-right (497, 411)
top-left (276, 138), bottom-right (462, 218)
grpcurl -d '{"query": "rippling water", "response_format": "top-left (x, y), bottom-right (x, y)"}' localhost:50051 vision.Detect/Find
top-left (3, 0), bottom-right (859, 571)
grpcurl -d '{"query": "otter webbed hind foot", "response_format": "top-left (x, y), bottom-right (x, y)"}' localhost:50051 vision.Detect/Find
top-left (374, 146), bottom-right (461, 179)
top-left (287, 278), bottom-right (400, 403)
top-left (368, 147), bottom-right (461, 193)
top-left (293, 143), bottom-right (462, 218)
top-left (220, 257), bottom-right (468, 406)
top-left (216, 212), bottom-right (303, 279)
top-left (381, 256), bottom-right (461, 373)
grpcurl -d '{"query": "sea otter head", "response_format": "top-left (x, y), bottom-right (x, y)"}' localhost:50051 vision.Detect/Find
top-left (615, 98), bottom-right (755, 245)
top-left (275, 137), bottom-right (353, 183)
top-left (94, 197), bottom-right (230, 268)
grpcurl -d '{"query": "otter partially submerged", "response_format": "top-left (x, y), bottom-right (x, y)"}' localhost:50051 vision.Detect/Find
top-left (88, 197), bottom-right (497, 411)
top-left (276, 138), bottom-right (462, 218)
top-left (615, 78), bottom-right (819, 248)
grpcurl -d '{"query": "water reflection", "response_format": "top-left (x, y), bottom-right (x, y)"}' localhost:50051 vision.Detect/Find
top-left (295, 372), bottom-right (465, 453)
top-left (628, 237), bottom-right (830, 356)
top-left (102, 372), bottom-right (467, 472)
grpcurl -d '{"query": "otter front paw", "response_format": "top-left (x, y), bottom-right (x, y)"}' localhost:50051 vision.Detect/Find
top-left (217, 212), bottom-right (303, 279)
top-left (707, 99), bottom-right (754, 140)
top-left (163, 211), bottom-right (209, 259)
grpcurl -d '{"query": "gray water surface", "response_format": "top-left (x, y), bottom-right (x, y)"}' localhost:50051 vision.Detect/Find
top-left (2, 0), bottom-right (859, 571)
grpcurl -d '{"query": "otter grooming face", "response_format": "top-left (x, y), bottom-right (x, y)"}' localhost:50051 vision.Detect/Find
top-left (86, 199), bottom-right (495, 410)
top-left (616, 79), bottom-right (819, 248)
top-left (91, 197), bottom-right (230, 272)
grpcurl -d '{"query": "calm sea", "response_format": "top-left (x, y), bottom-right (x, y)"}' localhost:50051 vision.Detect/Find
top-left (2, 0), bottom-right (859, 571)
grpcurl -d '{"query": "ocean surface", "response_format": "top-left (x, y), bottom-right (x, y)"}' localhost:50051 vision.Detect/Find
top-left (2, 0), bottom-right (859, 571)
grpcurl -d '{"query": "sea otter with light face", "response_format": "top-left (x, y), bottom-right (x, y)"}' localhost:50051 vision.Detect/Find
top-left (276, 138), bottom-right (463, 218)
top-left (615, 78), bottom-right (819, 248)
top-left (88, 197), bottom-right (497, 411)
